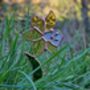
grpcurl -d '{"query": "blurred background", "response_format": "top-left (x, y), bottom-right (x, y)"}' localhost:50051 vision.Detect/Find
top-left (0, 0), bottom-right (90, 19)
top-left (0, 0), bottom-right (90, 51)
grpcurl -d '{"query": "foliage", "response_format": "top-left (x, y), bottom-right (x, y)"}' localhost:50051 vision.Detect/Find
top-left (0, 0), bottom-right (90, 90)
top-left (0, 15), bottom-right (90, 90)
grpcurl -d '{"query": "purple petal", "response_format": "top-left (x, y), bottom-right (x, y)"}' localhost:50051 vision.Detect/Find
top-left (42, 31), bottom-right (53, 41)
top-left (50, 34), bottom-right (63, 47)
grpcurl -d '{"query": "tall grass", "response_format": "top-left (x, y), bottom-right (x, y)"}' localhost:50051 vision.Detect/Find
top-left (0, 15), bottom-right (90, 90)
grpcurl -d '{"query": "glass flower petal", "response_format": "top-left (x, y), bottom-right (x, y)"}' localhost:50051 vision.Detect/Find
top-left (31, 39), bottom-right (45, 56)
top-left (42, 31), bottom-right (53, 41)
top-left (31, 16), bottom-right (45, 32)
top-left (23, 28), bottom-right (42, 41)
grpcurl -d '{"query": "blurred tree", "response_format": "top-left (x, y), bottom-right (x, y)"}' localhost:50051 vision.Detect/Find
top-left (0, 0), bottom-right (3, 7)
top-left (81, 0), bottom-right (90, 47)
top-left (0, 0), bottom-right (3, 3)
top-left (0, 0), bottom-right (4, 21)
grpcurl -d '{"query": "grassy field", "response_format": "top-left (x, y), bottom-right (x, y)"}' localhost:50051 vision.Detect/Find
top-left (0, 13), bottom-right (90, 90)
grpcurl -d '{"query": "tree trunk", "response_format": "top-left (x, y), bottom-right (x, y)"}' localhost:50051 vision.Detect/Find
top-left (81, 0), bottom-right (90, 47)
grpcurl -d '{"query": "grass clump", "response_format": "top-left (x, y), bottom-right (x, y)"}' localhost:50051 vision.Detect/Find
top-left (0, 14), bottom-right (90, 90)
